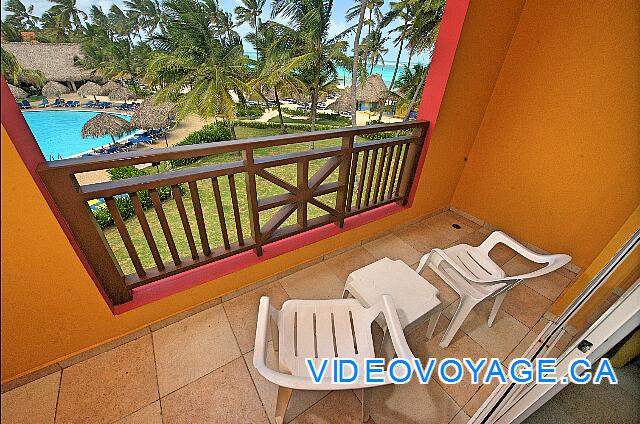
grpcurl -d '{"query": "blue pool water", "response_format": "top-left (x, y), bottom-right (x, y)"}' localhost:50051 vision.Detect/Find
top-left (22, 110), bottom-right (136, 160)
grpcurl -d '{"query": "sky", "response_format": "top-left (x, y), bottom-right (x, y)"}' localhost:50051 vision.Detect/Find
top-left (2, 0), bottom-right (429, 65)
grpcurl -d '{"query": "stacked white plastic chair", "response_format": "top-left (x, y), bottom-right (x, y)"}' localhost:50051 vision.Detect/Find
top-left (417, 231), bottom-right (571, 347)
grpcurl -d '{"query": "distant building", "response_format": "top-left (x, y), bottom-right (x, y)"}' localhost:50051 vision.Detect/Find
top-left (2, 42), bottom-right (96, 90)
top-left (355, 74), bottom-right (388, 112)
top-left (19, 32), bottom-right (37, 42)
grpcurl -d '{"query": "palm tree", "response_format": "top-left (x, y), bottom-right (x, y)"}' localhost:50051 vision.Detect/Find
top-left (271, 0), bottom-right (351, 136)
top-left (108, 4), bottom-right (135, 46)
top-left (395, 63), bottom-right (426, 117)
top-left (146, 0), bottom-right (253, 138)
top-left (124, 0), bottom-right (164, 38)
top-left (376, 0), bottom-right (415, 121)
top-left (345, 0), bottom-right (383, 74)
top-left (401, 1), bottom-right (444, 121)
top-left (47, 0), bottom-right (87, 32)
top-left (348, 0), bottom-right (367, 126)
top-left (363, 27), bottom-right (388, 74)
top-left (251, 22), bottom-right (308, 134)
top-left (235, 0), bottom-right (266, 60)
top-left (4, 0), bottom-right (40, 30)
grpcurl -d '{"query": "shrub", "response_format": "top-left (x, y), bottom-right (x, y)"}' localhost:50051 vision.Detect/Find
top-left (169, 122), bottom-right (233, 167)
top-left (237, 105), bottom-right (265, 119)
top-left (282, 108), bottom-right (350, 123)
top-left (93, 166), bottom-right (182, 229)
top-left (235, 120), bottom-right (342, 132)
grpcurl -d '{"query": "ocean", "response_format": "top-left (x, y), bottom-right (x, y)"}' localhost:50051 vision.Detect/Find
top-left (244, 51), bottom-right (417, 87)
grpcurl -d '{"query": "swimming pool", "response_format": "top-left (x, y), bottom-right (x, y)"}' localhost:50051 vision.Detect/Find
top-left (22, 110), bottom-right (137, 159)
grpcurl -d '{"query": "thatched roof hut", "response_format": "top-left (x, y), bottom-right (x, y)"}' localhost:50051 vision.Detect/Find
top-left (356, 74), bottom-right (388, 103)
top-left (101, 80), bottom-right (122, 93)
top-left (130, 98), bottom-right (176, 129)
top-left (42, 81), bottom-right (71, 98)
top-left (8, 84), bottom-right (28, 99)
top-left (77, 81), bottom-right (104, 99)
top-left (81, 113), bottom-right (131, 142)
top-left (109, 87), bottom-right (136, 101)
top-left (1, 42), bottom-right (94, 83)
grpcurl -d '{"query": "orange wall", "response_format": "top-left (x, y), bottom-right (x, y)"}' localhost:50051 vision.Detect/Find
top-left (452, 0), bottom-right (640, 268)
top-left (550, 206), bottom-right (639, 330)
top-left (1, 0), bottom-right (526, 382)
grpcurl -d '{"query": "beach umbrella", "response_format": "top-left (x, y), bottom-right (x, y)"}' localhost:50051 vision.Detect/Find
top-left (81, 113), bottom-right (131, 144)
top-left (77, 81), bottom-right (104, 101)
top-left (109, 87), bottom-right (137, 103)
top-left (8, 84), bottom-right (28, 99)
top-left (329, 89), bottom-right (351, 113)
top-left (101, 80), bottom-right (122, 94)
top-left (130, 98), bottom-right (176, 146)
top-left (41, 81), bottom-right (70, 98)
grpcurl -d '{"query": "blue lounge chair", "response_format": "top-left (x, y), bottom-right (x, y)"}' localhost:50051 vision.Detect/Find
top-left (19, 100), bottom-right (32, 109)
top-left (63, 101), bottom-right (75, 107)
top-left (71, 101), bottom-right (80, 107)
top-left (95, 102), bottom-right (112, 109)
top-left (51, 98), bottom-right (64, 107)
top-left (82, 100), bottom-right (96, 108)
top-left (37, 99), bottom-right (49, 108)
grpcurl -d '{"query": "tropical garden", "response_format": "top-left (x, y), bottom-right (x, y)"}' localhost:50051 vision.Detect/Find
top-left (3, 0), bottom-right (444, 129)
top-left (2, 0), bottom-right (444, 274)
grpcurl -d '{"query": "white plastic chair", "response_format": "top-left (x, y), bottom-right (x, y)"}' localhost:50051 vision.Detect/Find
top-left (416, 231), bottom-right (571, 348)
top-left (253, 295), bottom-right (413, 424)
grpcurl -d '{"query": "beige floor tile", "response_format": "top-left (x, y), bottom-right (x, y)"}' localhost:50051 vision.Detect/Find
top-left (443, 300), bottom-right (529, 361)
top-left (362, 233), bottom-right (423, 265)
top-left (279, 262), bottom-right (345, 300)
top-left (153, 304), bottom-right (241, 396)
top-left (223, 281), bottom-right (289, 354)
top-left (290, 390), bottom-right (370, 424)
top-left (55, 335), bottom-right (158, 424)
top-left (449, 409), bottom-right (470, 424)
top-left (500, 284), bottom-right (552, 329)
top-left (1, 371), bottom-right (60, 424)
top-left (368, 377), bottom-right (460, 424)
top-left (462, 381), bottom-right (499, 417)
top-left (113, 401), bottom-right (161, 424)
top-left (323, 246), bottom-right (377, 282)
top-left (243, 342), bottom-right (329, 424)
top-left (503, 255), bottom-right (572, 301)
top-left (393, 219), bottom-right (461, 254)
top-left (406, 314), bottom-right (451, 352)
top-left (161, 357), bottom-right (268, 424)
top-left (524, 272), bottom-right (572, 302)
top-left (412, 329), bottom-right (491, 409)
top-left (424, 211), bottom-right (479, 239)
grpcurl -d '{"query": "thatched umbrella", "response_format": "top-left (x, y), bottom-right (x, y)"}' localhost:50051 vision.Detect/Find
top-left (8, 84), bottom-right (28, 99)
top-left (357, 73), bottom-right (388, 104)
top-left (109, 87), bottom-right (136, 103)
top-left (81, 113), bottom-right (131, 144)
top-left (41, 81), bottom-right (70, 98)
top-left (130, 98), bottom-right (176, 146)
top-left (329, 89), bottom-right (351, 113)
top-left (101, 80), bottom-right (122, 94)
top-left (77, 81), bottom-right (104, 100)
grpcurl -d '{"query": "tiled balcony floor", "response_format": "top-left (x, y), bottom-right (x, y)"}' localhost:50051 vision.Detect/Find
top-left (1, 211), bottom-right (577, 424)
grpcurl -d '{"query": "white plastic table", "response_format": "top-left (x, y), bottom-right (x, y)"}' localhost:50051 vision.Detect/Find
top-left (343, 257), bottom-right (443, 357)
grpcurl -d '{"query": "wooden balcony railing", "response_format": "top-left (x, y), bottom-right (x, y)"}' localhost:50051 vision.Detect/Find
top-left (37, 121), bottom-right (429, 304)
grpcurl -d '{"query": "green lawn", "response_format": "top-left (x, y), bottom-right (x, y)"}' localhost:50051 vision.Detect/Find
top-left (102, 126), bottom-right (351, 275)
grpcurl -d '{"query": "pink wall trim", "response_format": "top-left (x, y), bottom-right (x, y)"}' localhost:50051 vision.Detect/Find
top-left (3, 0), bottom-right (469, 313)
top-left (1, 76), bottom-right (116, 309)
top-left (409, 0), bottom-right (470, 205)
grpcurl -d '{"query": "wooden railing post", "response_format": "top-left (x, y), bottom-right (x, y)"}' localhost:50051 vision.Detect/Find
top-left (297, 160), bottom-right (309, 228)
top-left (38, 169), bottom-right (132, 304)
top-left (335, 135), bottom-right (354, 227)
top-left (396, 123), bottom-right (429, 206)
top-left (243, 148), bottom-right (263, 256)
